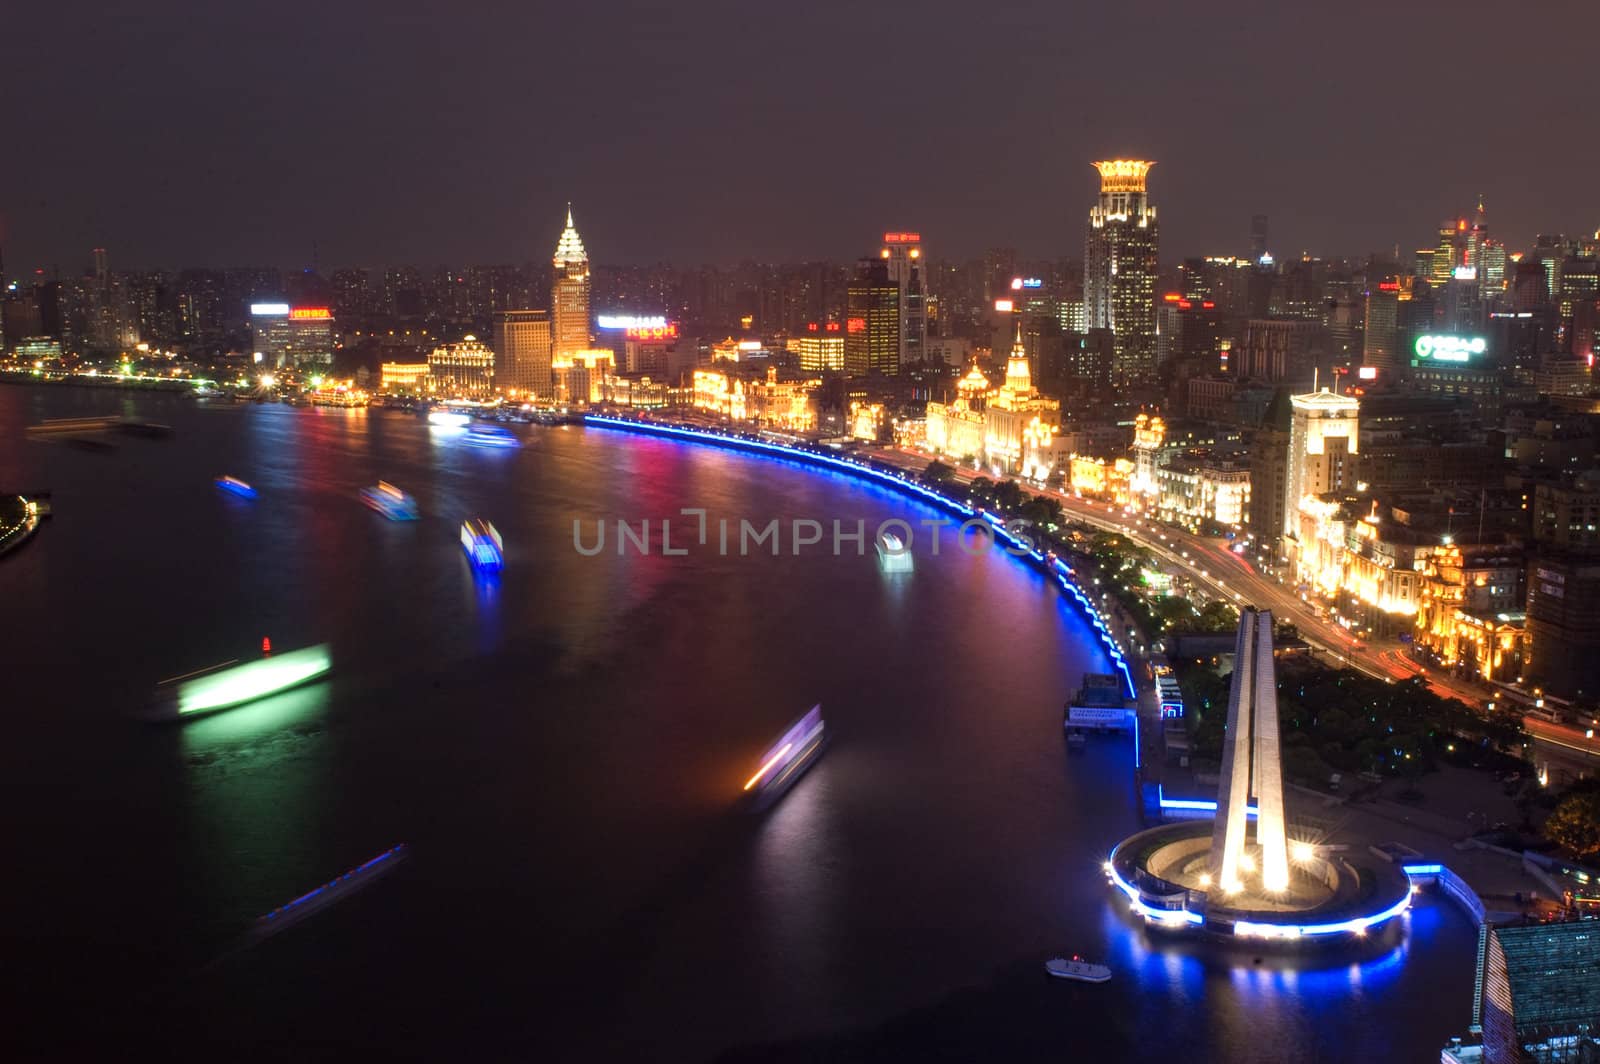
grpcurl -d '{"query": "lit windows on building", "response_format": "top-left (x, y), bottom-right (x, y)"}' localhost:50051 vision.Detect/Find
top-left (428, 336), bottom-right (495, 399)
top-left (690, 366), bottom-right (818, 431)
top-left (1085, 160), bottom-right (1159, 383)
top-left (380, 361), bottom-right (430, 394)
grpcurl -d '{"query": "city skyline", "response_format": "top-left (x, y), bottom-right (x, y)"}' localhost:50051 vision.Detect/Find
top-left (6, 3), bottom-right (1600, 271)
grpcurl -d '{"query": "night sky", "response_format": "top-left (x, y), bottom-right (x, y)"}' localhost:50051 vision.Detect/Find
top-left (7, 1), bottom-right (1598, 272)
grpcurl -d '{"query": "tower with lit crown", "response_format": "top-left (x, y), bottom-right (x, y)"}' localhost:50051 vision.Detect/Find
top-left (1085, 160), bottom-right (1160, 383)
top-left (552, 204), bottom-right (591, 365)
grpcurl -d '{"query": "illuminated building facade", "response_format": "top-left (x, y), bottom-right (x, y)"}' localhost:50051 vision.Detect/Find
top-left (985, 322), bottom-right (1064, 477)
top-left (845, 259), bottom-right (900, 377)
top-left (1069, 455), bottom-right (1134, 503)
top-left (554, 348), bottom-right (614, 404)
top-left (1210, 608), bottom-right (1289, 895)
top-left (1131, 412), bottom-right (1165, 499)
top-left (492, 309), bottom-right (553, 397)
top-left (923, 363), bottom-right (990, 464)
top-left (1415, 544), bottom-right (1527, 683)
top-left (880, 232), bottom-right (927, 367)
top-left (250, 304), bottom-right (333, 368)
top-left (925, 324), bottom-right (1063, 477)
top-left (786, 324), bottom-right (845, 373)
top-left (1157, 455), bottom-right (1251, 529)
top-left (1085, 160), bottom-right (1160, 383)
top-left (1362, 280), bottom-right (1401, 376)
top-left (551, 206), bottom-right (591, 363)
top-left (1283, 388), bottom-right (1358, 542)
top-left (691, 366), bottom-right (818, 430)
top-left (428, 336), bottom-right (495, 399)
top-left (380, 361), bottom-right (430, 394)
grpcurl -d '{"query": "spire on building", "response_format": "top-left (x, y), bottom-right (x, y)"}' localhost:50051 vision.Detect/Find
top-left (553, 204), bottom-right (588, 267)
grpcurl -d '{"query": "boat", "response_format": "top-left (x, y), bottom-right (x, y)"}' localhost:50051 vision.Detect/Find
top-left (462, 424), bottom-right (520, 449)
top-left (250, 844), bottom-right (409, 941)
top-left (875, 529), bottom-right (914, 572)
top-left (142, 643), bottom-right (332, 721)
top-left (214, 475), bottom-right (257, 499)
top-left (745, 704), bottom-right (827, 811)
top-left (1045, 956), bottom-right (1112, 983)
top-left (461, 517), bottom-right (504, 572)
top-left (359, 481), bottom-right (419, 520)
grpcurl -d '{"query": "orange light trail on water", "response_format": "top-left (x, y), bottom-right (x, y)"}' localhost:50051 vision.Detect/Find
top-left (743, 743), bottom-right (793, 791)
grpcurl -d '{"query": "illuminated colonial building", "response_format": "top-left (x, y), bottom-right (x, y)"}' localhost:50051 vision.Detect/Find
top-left (1156, 455), bottom-right (1251, 529)
top-left (691, 365), bottom-right (818, 430)
top-left (428, 336), bottom-right (495, 399)
top-left (1283, 388), bottom-right (1359, 543)
top-left (1415, 544), bottom-right (1527, 683)
top-left (984, 322), bottom-right (1063, 478)
top-left (552, 205), bottom-right (591, 363)
top-left (380, 361), bottom-right (430, 394)
top-left (925, 323), bottom-right (1063, 477)
top-left (1069, 455), bottom-right (1133, 503)
top-left (1291, 498), bottom-right (1437, 634)
top-left (1085, 160), bottom-right (1159, 383)
top-left (923, 363), bottom-right (990, 464)
top-left (1131, 411), bottom-right (1165, 499)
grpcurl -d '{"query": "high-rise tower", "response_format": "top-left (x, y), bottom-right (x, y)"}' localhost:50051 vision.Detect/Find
top-left (1210, 607), bottom-right (1289, 894)
top-left (879, 231), bottom-right (927, 367)
top-left (1085, 160), bottom-right (1160, 383)
top-left (1283, 387), bottom-right (1359, 542)
top-left (552, 205), bottom-right (591, 364)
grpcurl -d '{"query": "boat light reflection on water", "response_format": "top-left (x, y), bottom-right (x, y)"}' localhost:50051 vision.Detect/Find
top-left (746, 704), bottom-right (826, 808)
top-left (359, 481), bottom-right (419, 520)
top-left (214, 475), bottom-right (257, 499)
top-left (462, 426), bottom-right (520, 449)
top-left (168, 644), bottom-right (333, 718)
top-left (461, 518), bottom-right (504, 572)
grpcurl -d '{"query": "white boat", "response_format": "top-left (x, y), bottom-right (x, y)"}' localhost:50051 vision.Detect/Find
top-left (1045, 956), bottom-right (1112, 983)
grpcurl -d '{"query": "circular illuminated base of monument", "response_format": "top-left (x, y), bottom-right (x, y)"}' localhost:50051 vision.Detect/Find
top-left (1105, 821), bottom-right (1414, 944)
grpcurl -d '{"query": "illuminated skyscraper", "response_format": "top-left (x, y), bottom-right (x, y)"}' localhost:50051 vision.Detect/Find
top-left (1362, 279), bottom-right (1400, 375)
top-left (844, 259), bottom-right (900, 377)
top-left (1085, 160), bottom-right (1160, 383)
top-left (552, 205), bottom-right (591, 363)
top-left (1283, 388), bottom-right (1359, 541)
top-left (493, 309), bottom-right (553, 397)
top-left (1210, 608), bottom-right (1289, 894)
top-left (879, 232), bottom-right (927, 367)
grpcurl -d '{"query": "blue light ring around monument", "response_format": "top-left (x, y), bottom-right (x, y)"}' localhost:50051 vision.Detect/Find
top-left (1107, 820), bottom-right (1416, 939)
top-left (582, 415), bottom-right (1135, 696)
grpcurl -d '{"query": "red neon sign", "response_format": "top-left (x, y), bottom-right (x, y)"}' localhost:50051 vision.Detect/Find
top-left (825, 322), bottom-right (839, 332)
top-left (625, 323), bottom-right (678, 341)
top-left (1378, 281), bottom-right (1400, 291)
top-left (290, 307), bottom-right (331, 320)
top-left (847, 317), bottom-right (866, 333)
top-left (883, 232), bottom-right (921, 243)
top-left (1177, 299), bottom-right (1193, 310)
top-left (807, 322), bottom-right (819, 332)
top-left (1201, 301), bottom-right (1215, 309)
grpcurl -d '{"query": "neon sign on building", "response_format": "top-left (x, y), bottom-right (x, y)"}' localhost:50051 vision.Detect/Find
top-left (290, 307), bottom-right (331, 320)
top-left (625, 324), bottom-right (678, 341)
top-left (1414, 335), bottom-right (1486, 363)
top-left (597, 314), bottom-right (668, 330)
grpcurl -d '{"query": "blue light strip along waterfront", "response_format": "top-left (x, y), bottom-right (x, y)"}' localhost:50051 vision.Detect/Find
top-left (583, 416), bottom-right (1136, 696)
